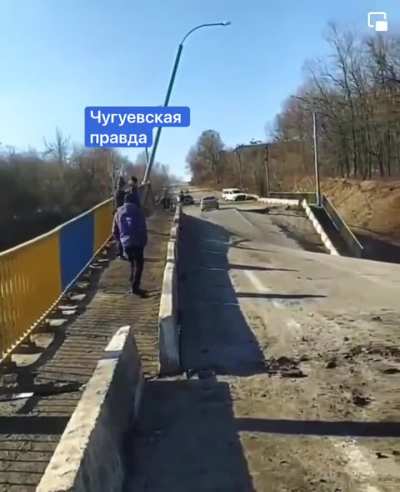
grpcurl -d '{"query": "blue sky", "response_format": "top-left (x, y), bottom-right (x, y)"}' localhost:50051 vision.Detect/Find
top-left (1, 0), bottom-right (399, 178)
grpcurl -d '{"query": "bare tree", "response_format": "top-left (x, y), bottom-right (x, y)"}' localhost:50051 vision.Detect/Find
top-left (43, 127), bottom-right (70, 166)
top-left (187, 130), bottom-right (225, 185)
top-left (271, 25), bottom-right (400, 183)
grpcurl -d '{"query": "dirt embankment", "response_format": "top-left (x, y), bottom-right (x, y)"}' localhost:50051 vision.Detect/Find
top-left (292, 177), bottom-right (400, 262)
top-left (321, 178), bottom-right (400, 243)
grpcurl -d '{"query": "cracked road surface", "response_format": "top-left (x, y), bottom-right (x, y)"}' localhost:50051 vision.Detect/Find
top-left (125, 202), bottom-right (400, 492)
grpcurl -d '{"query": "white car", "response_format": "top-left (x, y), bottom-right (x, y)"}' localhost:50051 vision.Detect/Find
top-left (222, 188), bottom-right (242, 201)
top-left (200, 196), bottom-right (219, 211)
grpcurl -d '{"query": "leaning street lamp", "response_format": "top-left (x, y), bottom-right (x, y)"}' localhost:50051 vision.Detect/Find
top-left (142, 21), bottom-right (231, 184)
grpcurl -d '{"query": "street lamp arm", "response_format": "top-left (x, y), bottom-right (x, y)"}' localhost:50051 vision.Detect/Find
top-left (180, 22), bottom-right (230, 45)
top-left (142, 20), bottom-right (230, 185)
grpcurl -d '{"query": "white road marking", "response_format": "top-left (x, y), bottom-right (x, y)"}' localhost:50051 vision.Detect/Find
top-left (203, 238), bottom-right (230, 245)
top-left (332, 439), bottom-right (381, 492)
top-left (234, 209), bottom-right (254, 228)
top-left (242, 269), bottom-right (269, 292)
top-left (187, 301), bottom-right (239, 307)
top-left (241, 270), bottom-right (284, 309)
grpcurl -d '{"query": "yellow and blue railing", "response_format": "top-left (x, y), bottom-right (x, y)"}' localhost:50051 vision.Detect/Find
top-left (0, 198), bottom-right (113, 362)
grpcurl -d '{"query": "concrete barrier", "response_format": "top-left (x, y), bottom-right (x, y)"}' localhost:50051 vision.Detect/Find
top-left (166, 240), bottom-right (176, 263)
top-left (158, 204), bottom-right (182, 375)
top-left (37, 326), bottom-right (143, 492)
top-left (258, 193), bottom-right (361, 258)
top-left (258, 197), bottom-right (301, 207)
top-left (158, 261), bottom-right (180, 375)
top-left (301, 200), bottom-right (340, 256)
top-left (173, 204), bottom-right (181, 224)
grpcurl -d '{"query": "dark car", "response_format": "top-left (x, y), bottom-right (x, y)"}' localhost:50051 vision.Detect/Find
top-left (200, 196), bottom-right (219, 211)
top-left (182, 194), bottom-right (194, 205)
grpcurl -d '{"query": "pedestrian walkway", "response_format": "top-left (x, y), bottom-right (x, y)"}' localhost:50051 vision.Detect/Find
top-left (0, 211), bottom-right (170, 492)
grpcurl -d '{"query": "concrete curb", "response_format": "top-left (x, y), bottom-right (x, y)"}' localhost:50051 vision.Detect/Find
top-left (258, 197), bottom-right (301, 207)
top-left (37, 326), bottom-right (143, 492)
top-left (158, 205), bottom-right (182, 375)
top-left (170, 224), bottom-right (178, 240)
top-left (301, 199), bottom-right (340, 256)
top-left (158, 261), bottom-right (180, 375)
top-left (166, 240), bottom-right (176, 263)
top-left (173, 204), bottom-right (181, 224)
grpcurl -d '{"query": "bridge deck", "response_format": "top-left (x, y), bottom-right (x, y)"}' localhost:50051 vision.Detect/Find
top-left (0, 211), bottom-right (170, 492)
top-left (124, 205), bottom-right (400, 492)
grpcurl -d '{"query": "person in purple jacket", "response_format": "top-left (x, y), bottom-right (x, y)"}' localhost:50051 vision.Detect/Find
top-left (113, 193), bottom-right (148, 297)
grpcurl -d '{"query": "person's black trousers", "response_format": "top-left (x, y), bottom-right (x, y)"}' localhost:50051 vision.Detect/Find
top-left (125, 246), bottom-right (145, 289)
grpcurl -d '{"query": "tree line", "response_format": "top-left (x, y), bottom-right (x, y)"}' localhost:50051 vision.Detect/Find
top-left (187, 25), bottom-right (400, 191)
top-left (0, 129), bottom-right (175, 251)
top-left (185, 128), bottom-right (268, 194)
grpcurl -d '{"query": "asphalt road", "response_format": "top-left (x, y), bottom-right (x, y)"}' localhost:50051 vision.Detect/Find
top-left (125, 196), bottom-right (400, 492)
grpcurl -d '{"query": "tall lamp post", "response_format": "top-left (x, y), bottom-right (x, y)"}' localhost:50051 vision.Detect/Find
top-left (142, 21), bottom-right (231, 185)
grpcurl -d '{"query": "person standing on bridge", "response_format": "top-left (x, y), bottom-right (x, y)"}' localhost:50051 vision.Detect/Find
top-left (112, 193), bottom-right (148, 297)
top-left (114, 176), bottom-right (127, 258)
top-left (115, 176), bottom-right (126, 208)
top-left (125, 176), bottom-right (141, 208)
top-left (161, 189), bottom-right (170, 209)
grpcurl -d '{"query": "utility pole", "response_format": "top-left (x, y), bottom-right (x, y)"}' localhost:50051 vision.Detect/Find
top-left (264, 144), bottom-right (270, 197)
top-left (312, 111), bottom-right (321, 207)
top-left (235, 147), bottom-right (243, 189)
top-left (291, 96), bottom-right (322, 207)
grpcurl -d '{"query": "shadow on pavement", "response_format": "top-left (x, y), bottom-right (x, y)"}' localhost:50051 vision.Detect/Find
top-left (236, 293), bottom-right (326, 300)
top-left (236, 418), bottom-right (400, 438)
top-left (179, 214), bottom-right (267, 377)
top-left (123, 213), bottom-right (262, 489)
top-left (0, 416), bottom-right (68, 434)
top-left (124, 379), bottom-right (255, 492)
top-left (229, 263), bottom-right (298, 272)
top-left (356, 231), bottom-right (400, 264)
